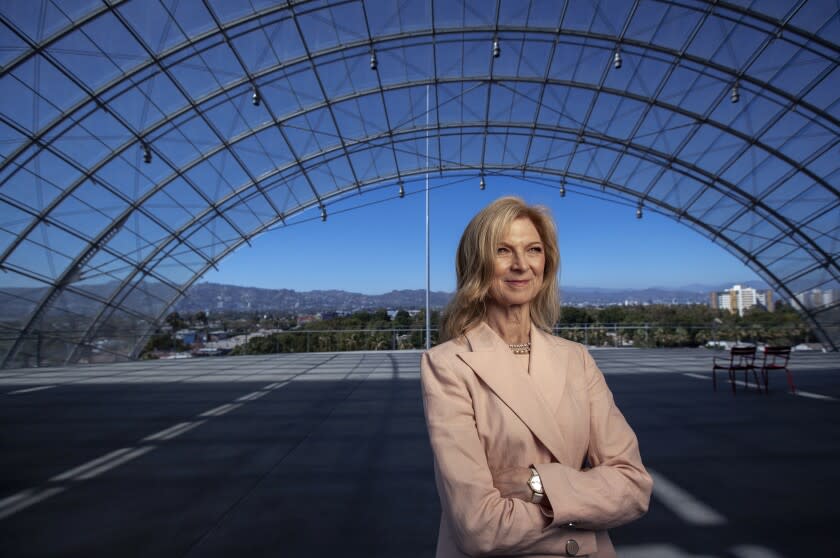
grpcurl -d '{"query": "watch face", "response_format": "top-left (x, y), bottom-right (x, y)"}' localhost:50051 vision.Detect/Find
top-left (529, 475), bottom-right (543, 493)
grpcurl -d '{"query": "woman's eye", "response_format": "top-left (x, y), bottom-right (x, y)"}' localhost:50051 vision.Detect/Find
top-left (529, 246), bottom-right (543, 253)
top-left (497, 247), bottom-right (509, 255)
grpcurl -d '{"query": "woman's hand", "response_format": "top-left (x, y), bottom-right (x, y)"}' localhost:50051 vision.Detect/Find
top-left (491, 466), bottom-right (533, 502)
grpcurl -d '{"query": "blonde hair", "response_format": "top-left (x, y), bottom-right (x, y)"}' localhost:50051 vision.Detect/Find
top-left (440, 196), bottom-right (561, 342)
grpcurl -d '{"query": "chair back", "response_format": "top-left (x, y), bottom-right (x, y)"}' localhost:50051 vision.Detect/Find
top-left (730, 345), bottom-right (756, 366)
top-left (762, 346), bottom-right (791, 368)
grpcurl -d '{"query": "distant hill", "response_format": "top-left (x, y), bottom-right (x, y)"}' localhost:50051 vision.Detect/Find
top-left (0, 281), bottom-right (773, 322)
top-left (173, 281), bottom-right (761, 313)
top-left (173, 283), bottom-right (453, 314)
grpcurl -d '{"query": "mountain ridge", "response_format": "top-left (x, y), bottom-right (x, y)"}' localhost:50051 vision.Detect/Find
top-left (173, 280), bottom-right (772, 313)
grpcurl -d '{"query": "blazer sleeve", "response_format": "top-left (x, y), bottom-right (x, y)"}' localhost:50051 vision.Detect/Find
top-left (533, 346), bottom-right (653, 530)
top-left (421, 350), bottom-right (579, 556)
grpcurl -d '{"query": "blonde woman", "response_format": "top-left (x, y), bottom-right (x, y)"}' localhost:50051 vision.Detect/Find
top-left (421, 197), bottom-right (652, 557)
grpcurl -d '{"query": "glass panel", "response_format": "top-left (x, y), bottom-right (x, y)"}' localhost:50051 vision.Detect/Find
top-left (3, 64), bottom-right (65, 133)
top-left (231, 21), bottom-right (282, 74)
top-left (108, 84), bottom-right (167, 134)
top-left (167, 0), bottom-right (217, 38)
top-left (550, 42), bottom-right (605, 85)
top-left (804, 65), bottom-right (840, 115)
top-left (790, 0), bottom-right (840, 39)
top-left (102, 212), bottom-right (168, 265)
top-left (169, 47), bottom-right (225, 102)
top-left (0, 276), bottom-right (49, 329)
top-left (88, 306), bottom-right (151, 362)
top-left (633, 109), bottom-right (695, 153)
top-left (119, 282), bottom-right (170, 319)
top-left (588, 94), bottom-right (647, 140)
top-left (47, 28), bottom-right (122, 91)
top-left (95, 155), bottom-right (155, 202)
top-left (4, 0), bottom-right (72, 42)
top-left (658, 65), bottom-right (723, 116)
top-left (761, 112), bottom-right (833, 161)
top-left (6, 222), bottom-right (87, 281)
top-left (118, 0), bottom-right (186, 54)
top-left (380, 42), bottom-right (435, 84)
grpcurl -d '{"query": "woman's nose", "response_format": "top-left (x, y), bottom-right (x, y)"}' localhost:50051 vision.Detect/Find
top-left (511, 251), bottom-right (525, 269)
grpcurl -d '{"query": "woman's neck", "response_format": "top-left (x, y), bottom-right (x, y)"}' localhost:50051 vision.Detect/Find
top-left (485, 302), bottom-right (531, 345)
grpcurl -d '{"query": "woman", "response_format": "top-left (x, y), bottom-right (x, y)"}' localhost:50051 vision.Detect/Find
top-left (421, 197), bottom-right (652, 557)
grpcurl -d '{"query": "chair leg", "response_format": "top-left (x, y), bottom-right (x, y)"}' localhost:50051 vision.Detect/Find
top-left (752, 368), bottom-right (762, 394)
top-left (729, 369), bottom-right (736, 394)
top-left (786, 370), bottom-right (796, 394)
top-left (712, 369), bottom-right (717, 391)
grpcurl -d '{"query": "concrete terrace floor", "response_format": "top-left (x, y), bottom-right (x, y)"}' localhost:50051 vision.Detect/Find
top-left (1, 348), bottom-right (838, 558)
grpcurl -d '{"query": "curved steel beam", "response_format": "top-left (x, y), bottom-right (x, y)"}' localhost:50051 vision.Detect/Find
top-left (3, 14), bottom-right (837, 179)
top-left (49, 116), bottom-right (840, 364)
top-left (58, 121), bottom-right (837, 365)
top-left (137, 166), bottom-right (836, 355)
top-left (6, 73), bottom-right (835, 280)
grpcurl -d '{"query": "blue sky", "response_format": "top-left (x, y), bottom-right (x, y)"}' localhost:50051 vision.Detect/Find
top-left (202, 175), bottom-right (762, 294)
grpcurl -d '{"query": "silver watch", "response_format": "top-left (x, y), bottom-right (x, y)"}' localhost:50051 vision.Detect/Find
top-left (528, 466), bottom-right (545, 504)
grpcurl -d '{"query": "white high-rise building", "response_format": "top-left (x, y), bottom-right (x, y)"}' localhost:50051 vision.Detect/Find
top-left (710, 285), bottom-right (772, 316)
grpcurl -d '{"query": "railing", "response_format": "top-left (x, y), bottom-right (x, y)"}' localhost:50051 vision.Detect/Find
top-left (0, 322), bottom-right (821, 368)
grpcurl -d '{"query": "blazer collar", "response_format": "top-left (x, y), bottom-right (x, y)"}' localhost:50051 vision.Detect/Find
top-left (458, 321), bottom-right (570, 463)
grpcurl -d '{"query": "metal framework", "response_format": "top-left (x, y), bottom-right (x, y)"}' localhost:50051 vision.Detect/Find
top-left (1, 0), bottom-right (838, 367)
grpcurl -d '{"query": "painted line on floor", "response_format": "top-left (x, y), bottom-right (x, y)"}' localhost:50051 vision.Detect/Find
top-left (613, 544), bottom-right (713, 557)
top-left (684, 373), bottom-right (835, 400)
top-left (8, 385), bottom-right (56, 395)
top-left (731, 545), bottom-right (785, 558)
top-left (144, 420), bottom-right (206, 442)
top-left (0, 487), bottom-right (66, 521)
top-left (615, 544), bottom-right (784, 558)
top-left (51, 448), bottom-right (137, 482)
top-left (73, 446), bottom-right (155, 480)
top-left (648, 469), bottom-right (726, 526)
top-left (0, 379), bottom-right (291, 521)
top-left (683, 372), bottom-right (755, 390)
top-left (236, 390), bottom-right (267, 402)
top-left (791, 390), bottom-right (835, 401)
top-left (200, 403), bottom-right (243, 417)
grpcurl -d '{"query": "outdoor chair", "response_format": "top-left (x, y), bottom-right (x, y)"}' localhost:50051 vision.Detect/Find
top-left (712, 346), bottom-right (759, 394)
top-left (759, 346), bottom-right (795, 394)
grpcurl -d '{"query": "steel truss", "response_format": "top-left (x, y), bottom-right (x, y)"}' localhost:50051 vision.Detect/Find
top-left (1, 0), bottom-right (838, 367)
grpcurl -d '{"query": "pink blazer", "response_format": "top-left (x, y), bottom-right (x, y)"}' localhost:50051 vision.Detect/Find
top-left (421, 322), bottom-right (652, 557)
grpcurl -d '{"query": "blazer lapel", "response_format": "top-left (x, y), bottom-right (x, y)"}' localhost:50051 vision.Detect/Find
top-left (458, 322), bottom-right (570, 464)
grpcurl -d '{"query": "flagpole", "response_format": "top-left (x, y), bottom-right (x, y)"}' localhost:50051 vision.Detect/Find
top-left (425, 83), bottom-right (431, 350)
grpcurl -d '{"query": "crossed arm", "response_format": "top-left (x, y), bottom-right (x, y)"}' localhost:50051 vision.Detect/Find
top-left (421, 348), bottom-right (652, 556)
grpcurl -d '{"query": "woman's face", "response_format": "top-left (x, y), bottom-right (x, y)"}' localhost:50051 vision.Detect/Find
top-left (487, 217), bottom-right (545, 309)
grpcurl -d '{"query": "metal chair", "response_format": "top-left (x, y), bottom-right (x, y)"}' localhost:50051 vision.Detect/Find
top-left (759, 346), bottom-right (795, 394)
top-left (712, 346), bottom-right (759, 394)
